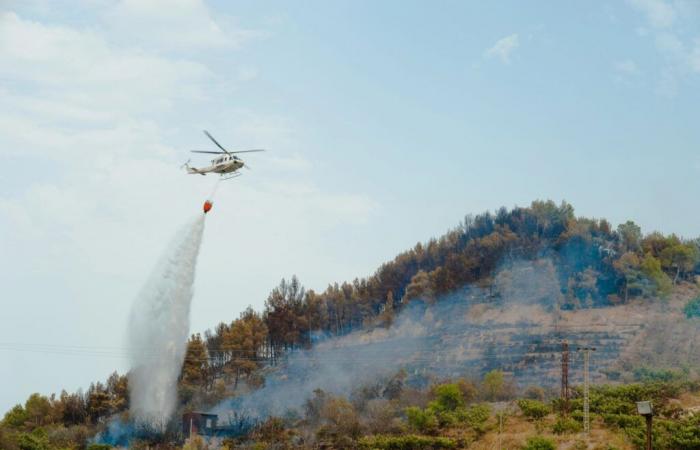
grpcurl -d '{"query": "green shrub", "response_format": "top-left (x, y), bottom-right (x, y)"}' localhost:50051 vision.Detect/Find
top-left (482, 370), bottom-right (510, 401)
top-left (18, 429), bottom-right (49, 450)
top-left (432, 410), bottom-right (458, 428)
top-left (359, 434), bottom-right (456, 449)
top-left (624, 415), bottom-right (700, 449)
top-left (522, 436), bottom-right (556, 450)
top-left (552, 416), bottom-right (582, 434)
top-left (570, 381), bottom-right (682, 417)
top-left (633, 366), bottom-right (684, 382)
top-left (3, 405), bottom-right (29, 430)
top-left (601, 413), bottom-right (643, 429)
top-left (517, 399), bottom-right (549, 420)
top-left (456, 403), bottom-right (491, 433)
top-left (405, 407), bottom-right (438, 434)
top-left (684, 297), bottom-right (700, 318)
top-left (430, 384), bottom-right (464, 412)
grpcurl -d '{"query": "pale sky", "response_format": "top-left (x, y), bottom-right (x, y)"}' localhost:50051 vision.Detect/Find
top-left (1, 0), bottom-right (699, 412)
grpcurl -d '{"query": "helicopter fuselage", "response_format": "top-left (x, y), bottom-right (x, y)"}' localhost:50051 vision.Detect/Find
top-left (187, 154), bottom-right (244, 176)
top-left (207, 154), bottom-right (244, 174)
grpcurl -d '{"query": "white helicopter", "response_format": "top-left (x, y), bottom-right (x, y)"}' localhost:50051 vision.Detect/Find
top-left (183, 130), bottom-right (264, 180)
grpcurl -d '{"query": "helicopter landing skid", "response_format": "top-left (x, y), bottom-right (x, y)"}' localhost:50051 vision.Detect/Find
top-left (221, 172), bottom-right (242, 181)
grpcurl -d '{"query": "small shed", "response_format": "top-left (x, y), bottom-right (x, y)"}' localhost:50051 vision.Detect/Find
top-left (182, 411), bottom-right (218, 437)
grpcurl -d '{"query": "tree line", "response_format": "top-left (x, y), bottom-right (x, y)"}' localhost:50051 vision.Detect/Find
top-left (187, 200), bottom-right (699, 389)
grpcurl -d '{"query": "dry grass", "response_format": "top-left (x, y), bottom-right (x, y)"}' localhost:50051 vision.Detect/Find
top-left (441, 412), bottom-right (634, 449)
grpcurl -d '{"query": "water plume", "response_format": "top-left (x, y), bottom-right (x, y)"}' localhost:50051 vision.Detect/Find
top-left (127, 215), bottom-right (206, 426)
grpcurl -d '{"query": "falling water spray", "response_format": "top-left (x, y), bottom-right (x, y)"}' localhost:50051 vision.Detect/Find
top-left (127, 215), bottom-right (206, 427)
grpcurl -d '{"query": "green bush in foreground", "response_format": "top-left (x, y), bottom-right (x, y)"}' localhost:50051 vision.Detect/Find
top-left (359, 434), bottom-right (456, 450)
top-left (456, 403), bottom-right (491, 434)
top-left (552, 415), bottom-right (582, 434)
top-left (406, 406), bottom-right (439, 434)
top-left (517, 399), bottom-right (549, 420)
top-left (430, 384), bottom-right (464, 412)
top-left (522, 436), bottom-right (556, 450)
top-left (623, 415), bottom-right (700, 450)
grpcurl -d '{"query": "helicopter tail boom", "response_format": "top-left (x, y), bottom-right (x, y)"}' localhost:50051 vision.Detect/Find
top-left (181, 160), bottom-right (207, 176)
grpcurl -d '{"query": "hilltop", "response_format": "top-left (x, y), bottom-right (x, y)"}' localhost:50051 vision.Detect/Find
top-left (2, 200), bottom-right (700, 450)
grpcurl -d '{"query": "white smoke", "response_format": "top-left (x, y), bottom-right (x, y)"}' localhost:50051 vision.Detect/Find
top-left (127, 215), bottom-right (206, 426)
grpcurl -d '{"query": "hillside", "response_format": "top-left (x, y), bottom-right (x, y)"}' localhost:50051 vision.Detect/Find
top-left (2, 200), bottom-right (700, 450)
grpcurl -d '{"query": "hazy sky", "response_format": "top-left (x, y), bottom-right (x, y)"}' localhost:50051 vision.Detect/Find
top-left (1, 0), bottom-right (699, 412)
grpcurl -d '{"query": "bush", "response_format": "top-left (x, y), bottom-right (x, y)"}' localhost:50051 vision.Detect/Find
top-left (18, 429), bottom-right (49, 450)
top-left (552, 416), bottom-right (582, 434)
top-left (405, 407), bottom-right (438, 434)
top-left (49, 425), bottom-right (89, 449)
top-left (430, 384), bottom-right (463, 412)
top-left (456, 403), bottom-right (491, 434)
top-left (363, 399), bottom-right (403, 435)
top-left (359, 434), bottom-right (456, 449)
top-left (522, 436), bottom-right (556, 450)
top-left (684, 297), bottom-right (700, 318)
top-left (0, 426), bottom-right (18, 450)
top-left (251, 417), bottom-right (288, 444)
top-left (601, 413), bottom-right (643, 429)
top-left (633, 366), bottom-right (684, 382)
top-left (523, 386), bottom-right (545, 401)
top-left (432, 410), bottom-right (458, 428)
top-left (517, 399), bottom-right (549, 420)
top-left (482, 370), bottom-right (510, 401)
top-left (623, 415), bottom-right (700, 449)
top-left (456, 379), bottom-right (477, 404)
top-left (570, 382), bottom-right (682, 418)
top-left (318, 397), bottom-right (362, 441)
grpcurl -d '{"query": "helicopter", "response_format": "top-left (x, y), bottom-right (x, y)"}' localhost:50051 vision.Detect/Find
top-left (182, 130), bottom-right (264, 180)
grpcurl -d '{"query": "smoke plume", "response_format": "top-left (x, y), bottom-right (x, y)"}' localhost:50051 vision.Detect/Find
top-left (127, 215), bottom-right (206, 426)
top-left (211, 258), bottom-right (631, 424)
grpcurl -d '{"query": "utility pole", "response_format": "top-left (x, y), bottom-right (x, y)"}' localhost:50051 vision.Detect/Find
top-left (561, 340), bottom-right (569, 415)
top-left (577, 346), bottom-right (596, 435)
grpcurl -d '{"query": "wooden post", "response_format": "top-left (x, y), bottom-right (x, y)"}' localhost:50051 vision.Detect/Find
top-left (561, 340), bottom-right (569, 415)
top-left (645, 414), bottom-right (653, 450)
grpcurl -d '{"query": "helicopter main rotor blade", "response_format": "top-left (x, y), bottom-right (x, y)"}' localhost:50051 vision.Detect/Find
top-left (230, 149), bottom-right (265, 154)
top-left (203, 130), bottom-right (230, 154)
top-left (191, 150), bottom-right (226, 154)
